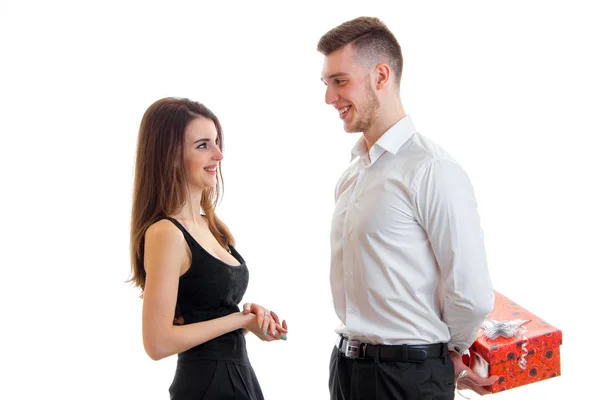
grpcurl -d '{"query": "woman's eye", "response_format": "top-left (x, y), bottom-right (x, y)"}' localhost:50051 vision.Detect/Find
top-left (196, 143), bottom-right (207, 149)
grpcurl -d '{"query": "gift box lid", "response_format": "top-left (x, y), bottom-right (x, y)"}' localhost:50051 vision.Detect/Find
top-left (470, 291), bottom-right (562, 364)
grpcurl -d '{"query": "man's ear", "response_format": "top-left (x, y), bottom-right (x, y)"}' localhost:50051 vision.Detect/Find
top-left (374, 63), bottom-right (391, 90)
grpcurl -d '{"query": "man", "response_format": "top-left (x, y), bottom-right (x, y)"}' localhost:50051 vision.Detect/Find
top-left (319, 17), bottom-right (498, 399)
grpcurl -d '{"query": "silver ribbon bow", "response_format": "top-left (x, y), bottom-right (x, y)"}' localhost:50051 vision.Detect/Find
top-left (481, 319), bottom-right (530, 340)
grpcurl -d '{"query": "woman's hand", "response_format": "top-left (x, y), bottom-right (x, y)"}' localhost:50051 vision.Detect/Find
top-left (242, 303), bottom-right (288, 341)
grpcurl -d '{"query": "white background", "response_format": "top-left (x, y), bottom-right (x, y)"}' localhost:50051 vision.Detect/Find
top-left (1, 1), bottom-right (598, 399)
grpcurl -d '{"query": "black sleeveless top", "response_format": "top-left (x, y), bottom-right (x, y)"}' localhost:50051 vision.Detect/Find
top-left (157, 216), bottom-right (249, 325)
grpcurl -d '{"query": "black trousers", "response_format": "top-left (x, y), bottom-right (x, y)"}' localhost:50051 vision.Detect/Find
top-left (329, 345), bottom-right (455, 400)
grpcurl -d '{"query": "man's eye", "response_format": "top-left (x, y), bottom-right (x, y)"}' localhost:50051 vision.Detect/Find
top-left (335, 79), bottom-right (346, 85)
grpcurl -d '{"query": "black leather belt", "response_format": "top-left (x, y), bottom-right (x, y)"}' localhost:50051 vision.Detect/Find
top-left (338, 336), bottom-right (447, 363)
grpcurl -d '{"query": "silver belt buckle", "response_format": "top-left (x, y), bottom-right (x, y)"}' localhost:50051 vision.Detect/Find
top-left (343, 339), bottom-right (361, 359)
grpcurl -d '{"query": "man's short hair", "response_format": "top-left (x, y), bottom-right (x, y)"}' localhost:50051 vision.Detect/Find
top-left (317, 17), bottom-right (403, 84)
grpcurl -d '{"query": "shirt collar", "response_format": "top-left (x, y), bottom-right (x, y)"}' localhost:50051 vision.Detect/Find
top-left (350, 115), bottom-right (417, 163)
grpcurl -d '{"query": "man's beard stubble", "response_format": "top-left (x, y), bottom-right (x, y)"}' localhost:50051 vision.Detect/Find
top-left (349, 84), bottom-right (380, 133)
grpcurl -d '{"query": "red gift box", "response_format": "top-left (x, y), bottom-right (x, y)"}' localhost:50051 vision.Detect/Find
top-left (464, 291), bottom-right (562, 393)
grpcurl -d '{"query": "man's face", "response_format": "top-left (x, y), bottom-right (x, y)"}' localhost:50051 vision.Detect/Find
top-left (321, 45), bottom-right (380, 133)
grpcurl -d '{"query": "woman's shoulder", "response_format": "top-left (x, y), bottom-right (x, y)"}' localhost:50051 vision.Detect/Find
top-left (145, 217), bottom-right (185, 245)
top-left (144, 218), bottom-right (189, 273)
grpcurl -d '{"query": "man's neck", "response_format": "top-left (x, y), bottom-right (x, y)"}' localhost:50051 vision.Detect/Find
top-left (363, 101), bottom-right (406, 151)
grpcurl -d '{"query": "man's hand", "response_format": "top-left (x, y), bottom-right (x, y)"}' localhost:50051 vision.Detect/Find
top-left (450, 351), bottom-right (499, 396)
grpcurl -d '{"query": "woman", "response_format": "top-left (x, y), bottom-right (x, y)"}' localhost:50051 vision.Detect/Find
top-left (129, 97), bottom-right (287, 399)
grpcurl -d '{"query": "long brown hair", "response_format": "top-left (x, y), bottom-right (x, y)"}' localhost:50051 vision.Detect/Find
top-left (129, 97), bottom-right (234, 293)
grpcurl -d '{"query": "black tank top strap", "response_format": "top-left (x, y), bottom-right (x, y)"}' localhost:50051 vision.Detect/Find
top-left (154, 216), bottom-right (197, 251)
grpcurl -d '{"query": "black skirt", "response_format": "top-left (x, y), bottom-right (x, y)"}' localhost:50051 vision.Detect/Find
top-left (169, 330), bottom-right (264, 400)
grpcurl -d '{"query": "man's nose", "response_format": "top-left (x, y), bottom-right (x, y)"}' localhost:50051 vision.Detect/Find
top-left (325, 86), bottom-right (338, 105)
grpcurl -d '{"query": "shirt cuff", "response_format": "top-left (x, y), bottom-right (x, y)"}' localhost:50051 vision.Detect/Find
top-left (449, 343), bottom-right (469, 355)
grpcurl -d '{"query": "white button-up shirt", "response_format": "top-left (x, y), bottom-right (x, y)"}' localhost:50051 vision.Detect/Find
top-left (330, 115), bottom-right (494, 353)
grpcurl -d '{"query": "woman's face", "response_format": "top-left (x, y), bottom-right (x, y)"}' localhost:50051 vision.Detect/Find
top-left (182, 117), bottom-right (223, 192)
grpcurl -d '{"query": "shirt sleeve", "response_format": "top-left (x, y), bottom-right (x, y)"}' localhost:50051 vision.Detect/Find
top-left (414, 158), bottom-right (494, 354)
